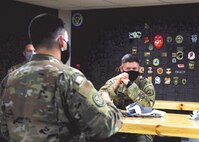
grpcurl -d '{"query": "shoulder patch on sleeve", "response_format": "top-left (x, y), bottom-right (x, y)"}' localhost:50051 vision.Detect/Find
top-left (92, 94), bottom-right (105, 107)
top-left (75, 76), bottom-right (84, 85)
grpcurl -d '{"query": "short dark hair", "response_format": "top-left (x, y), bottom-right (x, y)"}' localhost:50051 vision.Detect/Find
top-left (121, 54), bottom-right (140, 65)
top-left (28, 13), bottom-right (65, 49)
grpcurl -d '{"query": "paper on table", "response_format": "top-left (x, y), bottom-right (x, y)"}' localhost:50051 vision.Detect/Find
top-left (126, 102), bottom-right (166, 117)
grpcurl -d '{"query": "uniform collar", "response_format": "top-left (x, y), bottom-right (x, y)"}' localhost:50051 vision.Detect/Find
top-left (31, 54), bottom-right (61, 63)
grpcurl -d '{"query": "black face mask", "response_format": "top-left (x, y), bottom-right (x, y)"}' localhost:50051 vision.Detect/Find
top-left (125, 70), bottom-right (140, 81)
top-left (61, 42), bottom-right (70, 64)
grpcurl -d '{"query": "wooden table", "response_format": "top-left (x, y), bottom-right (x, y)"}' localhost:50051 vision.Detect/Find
top-left (154, 100), bottom-right (199, 111)
top-left (120, 113), bottom-right (199, 138)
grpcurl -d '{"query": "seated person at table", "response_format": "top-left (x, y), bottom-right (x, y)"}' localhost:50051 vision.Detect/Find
top-left (99, 54), bottom-right (156, 142)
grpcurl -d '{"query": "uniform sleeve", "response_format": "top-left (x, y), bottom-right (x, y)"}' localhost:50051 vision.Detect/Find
top-left (99, 77), bottom-right (117, 99)
top-left (60, 72), bottom-right (123, 140)
top-left (7, 63), bottom-right (23, 74)
top-left (127, 80), bottom-right (155, 107)
top-left (0, 76), bottom-right (10, 140)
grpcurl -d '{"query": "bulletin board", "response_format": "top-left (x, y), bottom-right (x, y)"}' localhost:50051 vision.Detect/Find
top-left (71, 4), bottom-right (199, 101)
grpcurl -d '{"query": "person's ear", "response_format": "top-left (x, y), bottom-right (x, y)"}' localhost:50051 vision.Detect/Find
top-left (120, 66), bottom-right (123, 72)
top-left (58, 36), bottom-right (65, 49)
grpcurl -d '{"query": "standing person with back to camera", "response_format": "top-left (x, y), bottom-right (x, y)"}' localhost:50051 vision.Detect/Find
top-left (0, 13), bottom-right (123, 142)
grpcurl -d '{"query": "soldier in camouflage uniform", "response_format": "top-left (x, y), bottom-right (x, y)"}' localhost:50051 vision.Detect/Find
top-left (0, 14), bottom-right (123, 142)
top-left (99, 54), bottom-right (155, 142)
top-left (7, 43), bottom-right (35, 74)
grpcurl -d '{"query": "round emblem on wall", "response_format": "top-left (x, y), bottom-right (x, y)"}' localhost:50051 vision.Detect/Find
top-left (154, 34), bottom-right (164, 49)
top-left (182, 78), bottom-right (187, 85)
top-left (72, 13), bottom-right (83, 26)
top-left (172, 58), bottom-right (177, 63)
top-left (157, 67), bottom-right (163, 75)
top-left (188, 51), bottom-right (195, 60)
top-left (153, 58), bottom-right (160, 66)
top-left (148, 43), bottom-right (154, 51)
top-left (176, 51), bottom-right (183, 60)
top-left (175, 35), bottom-right (183, 44)
top-left (166, 36), bottom-right (172, 43)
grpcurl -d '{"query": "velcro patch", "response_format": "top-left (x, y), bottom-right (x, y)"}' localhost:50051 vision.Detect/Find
top-left (75, 76), bottom-right (84, 85)
top-left (92, 94), bottom-right (105, 107)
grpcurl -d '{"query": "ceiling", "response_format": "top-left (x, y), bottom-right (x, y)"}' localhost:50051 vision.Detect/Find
top-left (16, 0), bottom-right (199, 10)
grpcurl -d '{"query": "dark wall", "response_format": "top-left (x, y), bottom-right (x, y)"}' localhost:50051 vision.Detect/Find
top-left (0, 1), bottom-right (58, 81)
top-left (71, 4), bottom-right (199, 101)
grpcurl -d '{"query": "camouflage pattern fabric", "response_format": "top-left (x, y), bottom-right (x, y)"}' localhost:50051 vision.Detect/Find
top-left (0, 54), bottom-right (123, 142)
top-left (99, 75), bottom-right (155, 142)
top-left (99, 75), bottom-right (155, 109)
top-left (7, 61), bottom-right (27, 74)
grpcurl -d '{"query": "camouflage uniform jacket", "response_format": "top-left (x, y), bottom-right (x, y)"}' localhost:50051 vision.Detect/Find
top-left (99, 75), bottom-right (155, 109)
top-left (0, 54), bottom-right (123, 142)
top-left (7, 61), bottom-right (27, 74)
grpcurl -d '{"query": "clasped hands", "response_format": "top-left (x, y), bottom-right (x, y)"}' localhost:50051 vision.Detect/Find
top-left (101, 73), bottom-right (130, 103)
top-left (113, 72), bottom-right (130, 90)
